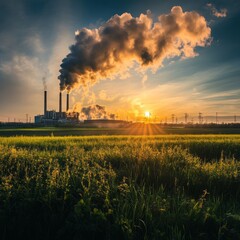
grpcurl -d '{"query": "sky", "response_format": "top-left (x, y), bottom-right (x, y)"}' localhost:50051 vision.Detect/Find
top-left (0, 0), bottom-right (239, 122)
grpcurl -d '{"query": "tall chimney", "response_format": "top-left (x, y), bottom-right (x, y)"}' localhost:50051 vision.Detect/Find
top-left (59, 92), bottom-right (62, 116)
top-left (44, 90), bottom-right (47, 117)
top-left (66, 93), bottom-right (69, 111)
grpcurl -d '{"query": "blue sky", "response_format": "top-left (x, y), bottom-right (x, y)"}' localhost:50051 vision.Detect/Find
top-left (0, 0), bottom-right (239, 122)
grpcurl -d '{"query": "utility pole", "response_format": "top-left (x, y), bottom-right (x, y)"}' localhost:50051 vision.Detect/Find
top-left (26, 114), bottom-right (28, 123)
top-left (234, 115), bottom-right (237, 123)
top-left (216, 112), bottom-right (218, 124)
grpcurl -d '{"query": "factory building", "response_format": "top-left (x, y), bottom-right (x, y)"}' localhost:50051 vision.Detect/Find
top-left (35, 90), bottom-right (79, 124)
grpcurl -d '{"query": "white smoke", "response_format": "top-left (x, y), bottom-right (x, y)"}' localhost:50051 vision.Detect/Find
top-left (80, 104), bottom-right (115, 120)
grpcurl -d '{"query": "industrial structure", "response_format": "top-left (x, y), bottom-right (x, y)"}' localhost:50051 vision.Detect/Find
top-left (34, 91), bottom-right (79, 124)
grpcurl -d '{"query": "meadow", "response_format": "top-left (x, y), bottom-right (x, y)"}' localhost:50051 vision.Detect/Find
top-left (1, 135), bottom-right (240, 239)
top-left (1, 125), bottom-right (240, 137)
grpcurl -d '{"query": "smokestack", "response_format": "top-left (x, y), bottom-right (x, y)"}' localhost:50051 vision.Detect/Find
top-left (66, 93), bottom-right (69, 111)
top-left (59, 92), bottom-right (62, 116)
top-left (44, 90), bottom-right (47, 117)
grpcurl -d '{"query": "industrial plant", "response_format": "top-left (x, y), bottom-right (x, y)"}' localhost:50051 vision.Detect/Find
top-left (3, 88), bottom-right (239, 127)
top-left (34, 91), bottom-right (79, 124)
top-left (33, 90), bottom-right (127, 127)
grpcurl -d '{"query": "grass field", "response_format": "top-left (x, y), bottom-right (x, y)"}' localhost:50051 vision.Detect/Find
top-left (1, 135), bottom-right (240, 239)
top-left (1, 125), bottom-right (240, 136)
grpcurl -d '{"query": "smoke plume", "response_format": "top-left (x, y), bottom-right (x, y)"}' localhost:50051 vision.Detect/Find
top-left (81, 105), bottom-right (115, 120)
top-left (42, 69), bottom-right (49, 91)
top-left (59, 6), bottom-right (211, 91)
top-left (42, 76), bottom-right (47, 91)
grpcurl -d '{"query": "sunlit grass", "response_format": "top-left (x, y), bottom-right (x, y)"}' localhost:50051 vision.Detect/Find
top-left (0, 135), bottom-right (240, 239)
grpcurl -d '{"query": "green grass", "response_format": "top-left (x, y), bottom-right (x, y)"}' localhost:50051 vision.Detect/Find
top-left (0, 135), bottom-right (240, 239)
top-left (0, 127), bottom-right (118, 136)
top-left (1, 126), bottom-right (240, 136)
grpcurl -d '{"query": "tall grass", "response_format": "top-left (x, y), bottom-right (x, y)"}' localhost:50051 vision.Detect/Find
top-left (0, 135), bottom-right (240, 239)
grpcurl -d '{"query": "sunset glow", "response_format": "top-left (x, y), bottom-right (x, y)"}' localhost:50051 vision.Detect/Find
top-left (1, 1), bottom-right (240, 239)
top-left (145, 111), bottom-right (151, 118)
top-left (0, 0), bottom-right (239, 124)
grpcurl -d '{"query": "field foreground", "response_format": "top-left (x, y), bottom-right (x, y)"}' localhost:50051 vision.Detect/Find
top-left (1, 135), bottom-right (240, 239)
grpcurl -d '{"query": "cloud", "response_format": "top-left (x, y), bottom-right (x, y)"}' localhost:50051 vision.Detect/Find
top-left (141, 75), bottom-right (148, 88)
top-left (24, 34), bottom-right (45, 54)
top-left (0, 55), bottom-right (40, 75)
top-left (0, 54), bottom-right (49, 92)
top-left (118, 97), bottom-right (145, 118)
top-left (131, 98), bottom-right (145, 117)
top-left (207, 3), bottom-right (227, 18)
top-left (58, 6), bottom-right (211, 91)
top-left (0, 55), bottom-right (43, 119)
top-left (0, 0), bottom-right (86, 121)
top-left (98, 90), bottom-right (115, 101)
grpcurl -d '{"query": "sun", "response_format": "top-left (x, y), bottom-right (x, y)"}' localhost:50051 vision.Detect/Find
top-left (145, 111), bottom-right (151, 118)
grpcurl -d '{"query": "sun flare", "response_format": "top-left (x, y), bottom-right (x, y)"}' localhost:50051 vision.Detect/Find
top-left (145, 111), bottom-right (151, 118)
